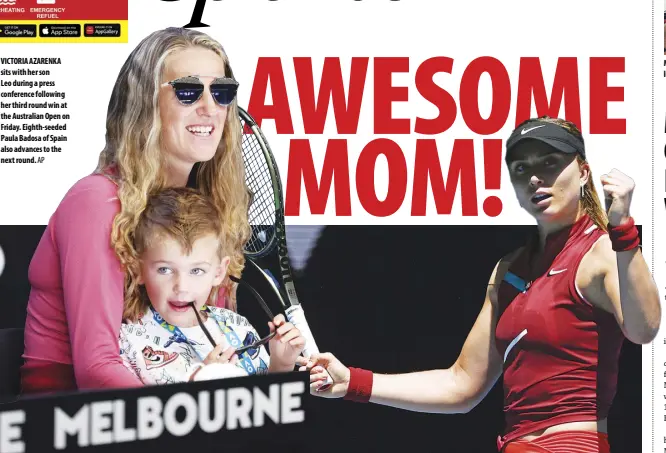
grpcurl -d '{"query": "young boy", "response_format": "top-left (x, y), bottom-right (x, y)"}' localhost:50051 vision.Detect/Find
top-left (119, 187), bottom-right (305, 385)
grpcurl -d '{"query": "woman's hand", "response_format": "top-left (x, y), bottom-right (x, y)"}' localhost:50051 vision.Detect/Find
top-left (601, 169), bottom-right (635, 226)
top-left (268, 314), bottom-right (306, 372)
top-left (296, 352), bottom-right (351, 398)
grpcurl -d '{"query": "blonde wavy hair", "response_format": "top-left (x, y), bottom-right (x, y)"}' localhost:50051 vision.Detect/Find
top-left (96, 28), bottom-right (250, 318)
top-left (511, 116), bottom-right (608, 231)
top-left (128, 188), bottom-right (227, 321)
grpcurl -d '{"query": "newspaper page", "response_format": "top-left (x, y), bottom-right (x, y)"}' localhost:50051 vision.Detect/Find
top-left (0, 1), bottom-right (661, 452)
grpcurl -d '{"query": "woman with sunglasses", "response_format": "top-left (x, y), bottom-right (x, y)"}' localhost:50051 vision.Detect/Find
top-left (21, 27), bottom-right (252, 393)
top-left (119, 188), bottom-right (305, 385)
top-left (300, 117), bottom-right (660, 453)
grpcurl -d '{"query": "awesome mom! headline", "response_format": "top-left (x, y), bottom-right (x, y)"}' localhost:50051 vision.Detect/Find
top-left (245, 56), bottom-right (626, 217)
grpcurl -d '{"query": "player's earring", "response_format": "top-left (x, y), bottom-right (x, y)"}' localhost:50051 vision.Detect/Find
top-left (580, 184), bottom-right (585, 199)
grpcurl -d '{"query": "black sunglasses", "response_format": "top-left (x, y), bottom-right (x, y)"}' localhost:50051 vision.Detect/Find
top-left (190, 276), bottom-right (277, 358)
top-left (164, 75), bottom-right (239, 106)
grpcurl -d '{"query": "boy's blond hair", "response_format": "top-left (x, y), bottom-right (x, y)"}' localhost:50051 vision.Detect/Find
top-left (125, 187), bottom-right (226, 321)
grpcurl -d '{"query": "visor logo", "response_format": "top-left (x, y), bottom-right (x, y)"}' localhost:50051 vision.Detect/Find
top-left (521, 125), bottom-right (546, 135)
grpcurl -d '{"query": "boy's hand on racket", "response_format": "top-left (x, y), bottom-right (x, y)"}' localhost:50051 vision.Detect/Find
top-left (296, 353), bottom-right (350, 398)
top-left (268, 314), bottom-right (306, 371)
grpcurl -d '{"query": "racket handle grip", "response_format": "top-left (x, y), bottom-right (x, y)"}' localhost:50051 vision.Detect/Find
top-left (285, 305), bottom-right (333, 388)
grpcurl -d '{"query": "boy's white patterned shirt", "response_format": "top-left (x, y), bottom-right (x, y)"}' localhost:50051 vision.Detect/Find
top-left (119, 306), bottom-right (270, 385)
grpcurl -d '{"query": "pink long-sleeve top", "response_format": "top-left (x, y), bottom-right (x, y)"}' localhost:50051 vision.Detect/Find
top-left (22, 174), bottom-right (143, 390)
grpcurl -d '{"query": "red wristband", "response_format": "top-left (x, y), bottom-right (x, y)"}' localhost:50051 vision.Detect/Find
top-left (343, 367), bottom-right (373, 403)
top-left (608, 217), bottom-right (640, 252)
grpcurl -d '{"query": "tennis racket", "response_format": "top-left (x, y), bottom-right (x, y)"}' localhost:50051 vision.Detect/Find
top-left (236, 106), bottom-right (332, 387)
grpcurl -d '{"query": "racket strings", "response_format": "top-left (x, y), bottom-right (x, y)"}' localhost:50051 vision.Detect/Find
top-left (240, 119), bottom-right (278, 256)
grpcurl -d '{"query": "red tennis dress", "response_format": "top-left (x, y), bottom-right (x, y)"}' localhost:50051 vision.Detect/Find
top-left (495, 215), bottom-right (624, 451)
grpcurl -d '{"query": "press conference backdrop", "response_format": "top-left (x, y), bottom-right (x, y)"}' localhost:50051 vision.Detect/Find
top-left (0, 225), bottom-right (641, 453)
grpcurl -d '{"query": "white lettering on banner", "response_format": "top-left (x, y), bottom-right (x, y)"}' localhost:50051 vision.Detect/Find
top-left (163, 393), bottom-right (198, 437)
top-left (253, 384), bottom-right (280, 426)
top-left (113, 401), bottom-right (137, 443)
top-left (90, 401), bottom-right (113, 445)
top-left (0, 410), bottom-right (25, 453)
top-left (137, 396), bottom-right (163, 440)
top-left (54, 405), bottom-right (89, 450)
top-left (52, 382), bottom-right (305, 449)
top-left (226, 388), bottom-right (253, 430)
top-left (198, 390), bottom-right (225, 433)
top-left (281, 382), bottom-right (305, 424)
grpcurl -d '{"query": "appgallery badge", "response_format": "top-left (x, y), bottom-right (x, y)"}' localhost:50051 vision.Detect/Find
top-left (0, 0), bottom-right (127, 43)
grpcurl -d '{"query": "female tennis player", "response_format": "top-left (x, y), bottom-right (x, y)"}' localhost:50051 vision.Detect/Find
top-left (300, 117), bottom-right (660, 453)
